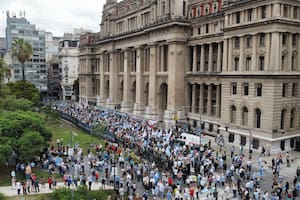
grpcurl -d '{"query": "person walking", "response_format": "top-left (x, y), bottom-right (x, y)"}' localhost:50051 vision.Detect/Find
top-left (16, 180), bottom-right (21, 195)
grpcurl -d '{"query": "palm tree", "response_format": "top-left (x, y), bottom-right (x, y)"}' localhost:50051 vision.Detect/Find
top-left (11, 38), bottom-right (33, 97)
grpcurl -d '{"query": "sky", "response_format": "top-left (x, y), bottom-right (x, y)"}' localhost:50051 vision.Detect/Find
top-left (0, 0), bottom-right (110, 37)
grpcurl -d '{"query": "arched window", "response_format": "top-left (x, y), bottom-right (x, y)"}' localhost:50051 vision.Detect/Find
top-left (290, 109), bottom-right (295, 128)
top-left (281, 109), bottom-right (286, 129)
top-left (241, 107), bottom-right (248, 126)
top-left (230, 105), bottom-right (237, 124)
top-left (255, 108), bottom-right (261, 128)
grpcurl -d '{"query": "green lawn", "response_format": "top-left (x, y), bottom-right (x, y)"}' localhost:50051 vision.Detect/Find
top-left (47, 119), bottom-right (105, 153)
top-left (6, 194), bottom-right (52, 200)
top-left (0, 118), bottom-right (105, 187)
top-left (0, 166), bottom-right (61, 187)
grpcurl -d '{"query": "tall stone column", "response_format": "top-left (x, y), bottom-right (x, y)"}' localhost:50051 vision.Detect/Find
top-left (270, 32), bottom-right (281, 71)
top-left (145, 44), bottom-right (159, 119)
top-left (199, 83), bottom-right (204, 115)
top-left (239, 36), bottom-right (244, 71)
top-left (98, 54), bottom-right (106, 106)
top-left (228, 38), bottom-right (233, 71)
top-left (287, 33), bottom-right (293, 71)
top-left (121, 49), bottom-right (133, 112)
top-left (297, 34), bottom-right (300, 71)
top-left (207, 84), bottom-right (212, 116)
top-left (223, 39), bottom-right (228, 71)
top-left (133, 47), bottom-right (145, 116)
top-left (192, 84), bottom-right (196, 113)
top-left (164, 41), bottom-right (186, 129)
top-left (216, 84), bottom-right (221, 118)
top-left (193, 45), bottom-right (197, 72)
top-left (200, 44), bottom-right (205, 72)
top-left (217, 42), bottom-right (222, 72)
top-left (208, 43), bottom-right (213, 72)
top-left (107, 51), bottom-right (120, 109)
top-left (252, 34), bottom-right (257, 71)
top-left (265, 33), bottom-right (271, 71)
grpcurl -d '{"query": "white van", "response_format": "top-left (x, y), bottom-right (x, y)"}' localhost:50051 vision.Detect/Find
top-left (177, 132), bottom-right (209, 147)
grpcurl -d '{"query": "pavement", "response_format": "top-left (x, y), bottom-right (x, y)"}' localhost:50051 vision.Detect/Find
top-left (1, 136), bottom-right (299, 199)
top-left (0, 182), bottom-right (113, 197)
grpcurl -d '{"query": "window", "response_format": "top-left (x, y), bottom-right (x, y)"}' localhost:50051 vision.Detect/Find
top-left (230, 105), bottom-right (237, 123)
top-left (234, 58), bottom-right (239, 71)
top-left (205, 24), bottom-right (209, 33)
top-left (255, 83), bottom-right (262, 97)
top-left (261, 5), bottom-right (266, 19)
top-left (242, 107), bottom-right (249, 126)
top-left (281, 109), bottom-right (286, 129)
top-left (258, 56), bottom-right (264, 71)
top-left (191, 28), bottom-right (194, 36)
top-left (247, 9), bottom-right (253, 21)
top-left (197, 8), bottom-right (200, 17)
top-left (255, 109), bottom-right (262, 128)
top-left (229, 133), bottom-right (235, 143)
top-left (290, 109), bottom-right (295, 128)
top-left (214, 23), bottom-right (218, 32)
top-left (231, 82), bottom-right (237, 95)
top-left (293, 7), bottom-right (298, 19)
top-left (213, 3), bottom-right (218, 13)
top-left (282, 83), bottom-right (288, 97)
top-left (198, 27), bottom-right (201, 34)
top-left (246, 57), bottom-right (251, 71)
top-left (246, 36), bottom-right (252, 48)
top-left (292, 83), bottom-right (297, 97)
top-left (204, 5), bottom-right (209, 15)
top-left (283, 4), bottom-right (289, 17)
top-left (243, 83), bottom-right (249, 95)
top-left (292, 55), bottom-right (296, 71)
top-left (292, 34), bottom-right (297, 46)
top-left (259, 33), bottom-right (265, 46)
top-left (252, 139), bottom-right (259, 149)
top-left (236, 12), bottom-right (241, 23)
top-left (234, 37), bottom-right (240, 48)
top-left (240, 136), bottom-right (246, 146)
top-left (282, 33), bottom-right (287, 46)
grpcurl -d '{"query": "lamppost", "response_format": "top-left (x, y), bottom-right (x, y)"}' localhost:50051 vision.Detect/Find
top-left (110, 153), bottom-right (119, 195)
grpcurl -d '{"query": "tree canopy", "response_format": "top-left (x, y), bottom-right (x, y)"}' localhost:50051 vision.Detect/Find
top-left (0, 111), bottom-right (52, 163)
top-left (11, 38), bottom-right (33, 97)
top-left (6, 80), bottom-right (40, 105)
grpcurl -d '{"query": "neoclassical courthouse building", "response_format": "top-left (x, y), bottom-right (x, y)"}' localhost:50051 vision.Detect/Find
top-left (79, 0), bottom-right (300, 153)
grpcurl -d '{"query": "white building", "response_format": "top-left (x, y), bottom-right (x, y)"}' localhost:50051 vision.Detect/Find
top-left (58, 39), bottom-right (79, 100)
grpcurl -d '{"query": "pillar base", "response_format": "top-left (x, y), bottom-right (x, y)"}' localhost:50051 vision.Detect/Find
top-left (120, 101), bottom-right (133, 113)
top-left (144, 106), bottom-right (159, 120)
top-left (97, 97), bottom-right (106, 107)
top-left (106, 99), bottom-right (121, 110)
top-left (133, 103), bottom-right (145, 117)
top-left (163, 110), bottom-right (176, 129)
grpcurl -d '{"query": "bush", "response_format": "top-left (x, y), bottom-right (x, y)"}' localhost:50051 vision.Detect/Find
top-left (51, 186), bottom-right (116, 200)
top-left (0, 193), bottom-right (5, 200)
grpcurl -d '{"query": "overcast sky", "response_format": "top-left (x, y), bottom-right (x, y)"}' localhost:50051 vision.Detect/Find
top-left (0, 0), bottom-right (110, 37)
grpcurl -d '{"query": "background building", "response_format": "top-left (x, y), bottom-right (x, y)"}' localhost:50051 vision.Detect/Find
top-left (5, 12), bottom-right (47, 93)
top-left (79, 0), bottom-right (300, 153)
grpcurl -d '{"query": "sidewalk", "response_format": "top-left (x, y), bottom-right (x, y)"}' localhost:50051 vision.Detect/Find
top-left (0, 182), bottom-right (113, 197)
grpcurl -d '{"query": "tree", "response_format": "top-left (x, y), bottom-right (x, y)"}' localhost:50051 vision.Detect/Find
top-left (18, 131), bottom-right (45, 163)
top-left (0, 58), bottom-right (9, 97)
top-left (0, 95), bottom-right (34, 112)
top-left (0, 111), bottom-right (52, 163)
top-left (11, 38), bottom-right (33, 97)
top-left (6, 81), bottom-right (40, 105)
top-left (92, 121), bottom-right (108, 138)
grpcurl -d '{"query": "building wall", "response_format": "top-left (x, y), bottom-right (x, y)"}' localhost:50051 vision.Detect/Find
top-left (5, 15), bottom-right (47, 92)
top-left (79, 0), bottom-right (300, 153)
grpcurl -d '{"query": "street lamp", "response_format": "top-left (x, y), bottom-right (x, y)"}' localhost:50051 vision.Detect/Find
top-left (110, 153), bottom-right (119, 195)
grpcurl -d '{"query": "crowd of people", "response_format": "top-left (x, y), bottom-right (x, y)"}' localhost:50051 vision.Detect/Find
top-left (11, 102), bottom-right (300, 199)
top-left (53, 102), bottom-right (300, 200)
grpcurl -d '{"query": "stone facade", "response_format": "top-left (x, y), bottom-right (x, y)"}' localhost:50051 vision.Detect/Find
top-left (79, 0), bottom-right (300, 153)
